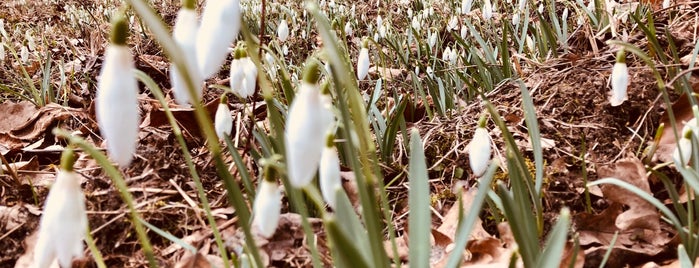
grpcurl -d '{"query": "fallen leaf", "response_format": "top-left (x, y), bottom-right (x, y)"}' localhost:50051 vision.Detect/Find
top-left (596, 158), bottom-right (659, 231)
top-left (174, 252), bottom-right (211, 268)
top-left (0, 101), bottom-right (38, 133)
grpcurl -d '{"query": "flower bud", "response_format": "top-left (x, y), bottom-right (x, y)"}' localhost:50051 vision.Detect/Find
top-left (320, 137), bottom-right (341, 208)
top-left (277, 19), bottom-right (289, 42)
top-left (285, 61), bottom-right (334, 187)
top-left (214, 95), bottom-right (232, 139)
top-left (469, 116), bottom-right (491, 177)
top-left (96, 13), bottom-right (139, 167)
top-left (34, 148), bottom-right (87, 268)
top-left (357, 39), bottom-right (370, 80)
top-left (197, 0), bottom-right (241, 78)
top-left (610, 50), bottom-right (628, 107)
top-left (170, 6), bottom-right (203, 105)
top-left (673, 127), bottom-right (693, 166)
top-left (252, 178), bottom-right (281, 237)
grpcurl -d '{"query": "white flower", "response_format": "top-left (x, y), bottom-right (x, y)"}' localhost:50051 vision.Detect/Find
top-left (229, 57), bottom-right (244, 93)
top-left (526, 35), bottom-right (535, 53)
top-left (97, 18), bottom-right (139, 167)
top-left (252, 179), bottom-right (281, 237)
top-left (242, 57), bottom-right (257, 97)
top-left (357, 43), bottom-right (370, 80)
top-left (411, 16), bottom-right (420, 31)
top-left (512, 12), bottom-right (520, 25)
top-left (469, 125), bottom-right (491, 177)
top-left (428, 31), bottom-right (437, 49)
top-left (663, 0), bottom-right (670, 8)
top-left (538, 3), bottom-right (544, 13)
top-left (460, 25), bottom-right (468, 39)
top-left (344, 22), bottom-right (353, 36)
top-left (442, 47), bottom-right (452, 62)
top-left (376, 15), bottom-right (383, 30)
top-left (447, 16), bottom-right (458, 31)
top-left (170, 8), bottom-right (203, 106)
top-left (449, 48), bottom-right (458, 65)
top-left (320, 145), bottom-right (341, 208)
top-left (674, 127), bottom-right (693, 166)
top-left (482, 0), bottom-right (493, 20)
top-left (0, 44), bottom-right (5, 62)
top-left (285, 66), bottom-right (334, 188)
top-left (277, 19), bottom-right (289, 42)
top-left (214, 97), bottom-right (232, 139)
top-left (610, 50), bottom-right (629, 107)
top-left (197, 0), bottom-right (241, 78)
top-left (426, 66), bottom-right (434, 78)
top-left (379, 25), bottom-right (387, 39)
top-left (34, 153), bottom-right (87, 268)
top-left (20, 45), bottom-right (28, 63)
top-left (462, 0), bottom-right (473, 14)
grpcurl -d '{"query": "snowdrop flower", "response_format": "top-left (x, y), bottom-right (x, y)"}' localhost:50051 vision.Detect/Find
top-left (518, 0), bottom-right (526, 10)
top-left (214, 95), bottom-right (232, 139)
top-left (34, 149), bottom-right (87, 268)
top-left (252, 177), bottom-right (281, 237)
top-left (610, 50), bottom-right (628, 106)
top-left (428, 31), bottom-right (437, 49)
top-left (96, 14), bottom-right (139, 167)
top-left (344, 22), bottom-right (353, 36)
top-left (229, 49), bottom-right (257, 98)
top-left (320, 137), bottom-right (341, 208)
top-left (376, 15), bottom-right (383, 30)
top-left (20, 45), bottom-right (28, 63)
top-left (449, 48), bottom-right (458, 65)
top-left (460, 25), bottom-right (468, 39)
top-left (442, 47), bottom-right (452, 62)
top-left (411, 16), bottom-right (420, 31)
top-left (447, 16), bottom-right (458, 31)
top-left (408, 8), bottom-right (413, 17)
top-left (462, 0), bottom-right (473, 14)
top-left (674, 127), bottom-right (693, 166)
top-left (379, 25), bottom-right (387, 39)
top-left (0, 44), bottom-right (4, 62)
top-left (285, 62), bottom-right (334, 188)
top-left (414, 66), bottom-right (420, 76)
top-left (663, 0), bottom-right (670, 9)
top-left (512, 12), bottom-right (520, 25)
top-left (538, 3), bottom-right (544, 13)
top-left (170, 2), bottom-right (203, 106)
top-left (482, 0), bottom-right (493, 20)
top-left (357, 39), bottom-right (370, 80)
top-left (426, 66), bottom-right (434, 78)
top-left (277, 19), bottom-right (289, 42)
top-left (526, 35), bottom-right (535, 53)
top-left (469, 116), bottom-right (491, 177)
top-left (197, 0), bottom-right (241, 78)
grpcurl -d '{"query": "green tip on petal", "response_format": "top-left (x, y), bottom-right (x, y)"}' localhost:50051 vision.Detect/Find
top-left (331, 18), bottom-right (340, 29)
top-left (684, 128), bottom-right (694, 139)
top-left (303, 60), bottom-right (321, 84)
top-left (220, 94), bottom-right (228, 104)
top-left (361, 38), bottom-right (369, 48)
top-left (110, 12), bottom-right (129, 46)
top-left (325, 133), bottom-right (335, 148)
top-left (477, 114), bottom-right (487, 128)
top-left (182, 0), bottom-right (196, 10)
top-left (60, 147), bottom-right (77, 172)
top-left (615, 49), bottom-right (626, 64)
top-left (264, 165), bottom-right (278, 183)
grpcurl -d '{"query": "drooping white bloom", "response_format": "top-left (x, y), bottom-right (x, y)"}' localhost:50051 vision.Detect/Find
top-left (229, 58), bottom-right (244, 93)
top-left (344, 22), bottom-right (353, 36)
top-left (320, 144), bottom-right (341, 208)
top-left (461, 0), bottom-right (473, 14)
top-left (277, 19), bottom-right (289, 42)
top-left (242, 57), bottom-right (257, 97)
top-left (663, 0), bottom-right (670, 9)
top-left (426, 66), bottom-right (434, 78)
top-left (20, 45), bottom-right (28, 63)
top-left (214, 96), bottom-right (232, 139)
top-left (460, 25), bottom-right (468, 39)
top-left (610, 50), bottom-right (629, 106)
top-left (482, 0), bottom-right (493, 20)
top-left (469, 124), bottom-right (491, 177)
top-left (518, 0), bottom-right (526, 10)
top-left (0, 44), bottom-right (5, 62)
top-left (357, 41), bottom-right (370, 80)
top-left (442, 47), bottom-right (452, 62)
top-left (379, 25), bottom-right (387, 39)
top-left (538, 3), bottom-right (544, 13)
top-left (674, 127), bottom-right (693, 166)
top-left (428, 31), bottom-right (437, 49)
top-left (512, 12), bottom-right (520, 25)
top-left (252, 179), bottom-right (281, 237)
top-left (170, 7), bottom-right (203, 106)
top-left (449, 48), bottom-right (458, 65)
top-left (411, 16), bottom-right (420, 31)
top-left (97, 17), bottom-right (139, 167)
top-left (376, 15), bottom-right (383, 30)
top-left (285, 64), bottom-right (334, 188)
top-left (526, 35), bottom-right (535, 53)
top-left (447, 16), bottom-right (458, 31)
top-left (34, 151), bottom-right (87, 268)
top-left (197, 0), bottom-right (241, 78)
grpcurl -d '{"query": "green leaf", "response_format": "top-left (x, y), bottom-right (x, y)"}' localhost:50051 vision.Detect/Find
top-left (536, 208), bottom-right (570, 267)
top-left (408, 129), bottom-right (430, 268)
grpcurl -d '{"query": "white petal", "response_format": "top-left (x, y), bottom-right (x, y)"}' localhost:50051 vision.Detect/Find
top-left (242, 58), bottom-right (257, 97)
top-left (320, 146), bottom-right (341, 208)
top-left (469, 127), bottom-right (491, 177)
top-left (171, 9), bottom-right (202, 105)
top-left (253, 180), bottom-right (281, 237)
top-left (277, 19), bottom-right (289, 42)
top-left (34, 170), bottom-right (86, 268)
top-left (229, 58), bottom-right (245, 94)
top-left (215, 103), bottom-right (232, 139)
top-left (673, 137), bottom-right (692, 166)
top-left (197, 0), bottom-right (241, 78)
top-left (610, 62), bottom-right (629, 106)
top-left (461, 0), bottom-right (473, 13)
top-left (96, 45), bottom-right (140, 167)
top-left (285, 83), bottom-right (334, 187)
top-left (357, 47), bottom-right (369, 80)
